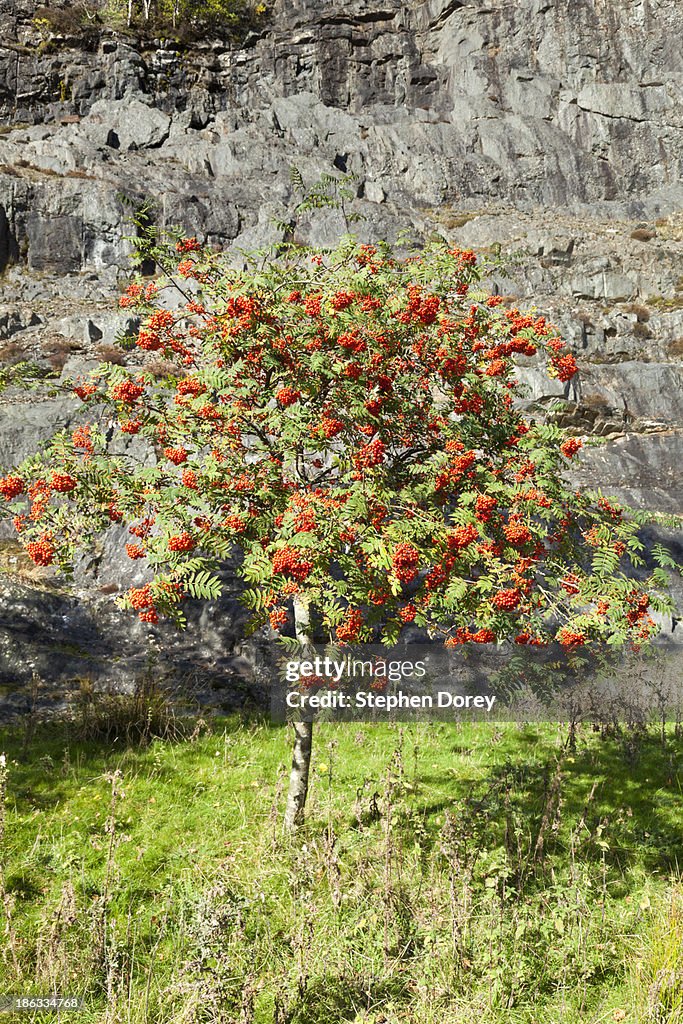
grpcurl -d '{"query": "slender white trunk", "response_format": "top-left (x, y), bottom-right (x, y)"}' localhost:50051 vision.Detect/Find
top-left (283, 597), bottom-right (314, 831)
top-left (127, 0), bottom-right (134, 27)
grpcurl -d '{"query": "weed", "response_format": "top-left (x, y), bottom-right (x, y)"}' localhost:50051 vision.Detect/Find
top-left (630, 886), bottom-right (683, 1022)
top-left (623, 303), bottom-right (651, 323)
top-left (94, 343), bottom-right (127, 366)
top-left (40, 336), bottom-right (81, 371)
top-left (69, 671), bottom-right (194, 745)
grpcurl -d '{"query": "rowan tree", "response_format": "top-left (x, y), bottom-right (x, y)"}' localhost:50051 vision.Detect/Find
top-left (0, 236), bottom-right (676, 827)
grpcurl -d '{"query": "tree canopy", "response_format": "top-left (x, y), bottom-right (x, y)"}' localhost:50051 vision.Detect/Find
top-left (0, 236), bottom-right (675, 652)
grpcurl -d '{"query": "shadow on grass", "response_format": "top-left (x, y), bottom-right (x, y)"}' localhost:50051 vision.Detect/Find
top-left (285, 972), bottom-right (409, 1024)
top-left (344, 725), bottom-right (683, 882)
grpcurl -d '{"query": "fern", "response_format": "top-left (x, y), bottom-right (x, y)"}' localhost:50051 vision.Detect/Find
top-left (653, 544), bottom-right (680, 571)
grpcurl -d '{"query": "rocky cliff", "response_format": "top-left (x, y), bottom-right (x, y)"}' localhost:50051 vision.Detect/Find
top-left (0, 0), bottom-right (682, 704)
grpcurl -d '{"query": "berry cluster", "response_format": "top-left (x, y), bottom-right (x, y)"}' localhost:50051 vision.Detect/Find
top-left (0, 475), bottom-right (25, 500)
top-left (625, 591), bottom-right (652, 626)
top-left (320, 417), bottom-right (344, 439)
top-left (398, 603), bottom-right (417, 623)
top-left (492, 588), bottom-right (521, 611)
top-left (73, 383), bottom-right (97, 401)
top-left (111, 380), bottom-right (144, 404)
top-left (272, 546), bottom-right (313, 582)
top-left (561, 573), bottom-right (581, 596)
top-left (164, 447), bottom-right (188, 465)
top-left (336, 608), bottom-right (363, 643)
top-left (475, 494), bottom-right (497, 521)
top-left (224, 515), bottom-right (247, 533)
top-left (514, 631), bottom-right (547, 646)
top-left (120, 419), bottom-right (142, 434)
top-left (51, 473), bottom-right (77, 494)
top-left (168, 532), bottom-right (196, 553)
top-left (560, 437), bottom-right (583, 459)
top-left (276, 387), bottom-right (301, 407)
top-left (269, 606), bottom-right (289, 630)
top-left (425, 564), bottom-right (447, 590)
top-left (26, 536), bottom-right (55, 566)
top-left (552, 353), bottom-right (579, 383)
top-left (445, 627), bottom-right (496, 647)
top-left (128, 584), bottom-right (159, 623)
top-left (71, 425), bottom-right (94, 454)
top-left (107, 501), bottom-right (123, 522)
top-left (330, 291), bottom-right (355, 311)
top-left (503, 521), bottom-right (532, 546)
top-left (354, 438), bottom-right (386, 468)
top-left (597, 496), bottom-right (622, 521)
top-left (119, 283), bottom-right (143, 308)
top-left (136, 329), bottom-right (162, 351)
top-left (557, 627), bottom-right (586, 648)
top-left (176, 377), bottom-right (206, 397)
top-left (447, 524), bottom-right (478, 550)
top-left (392, 543), bottom-right (420, 584)
top-left (176, 237), bottom-right (201, 253)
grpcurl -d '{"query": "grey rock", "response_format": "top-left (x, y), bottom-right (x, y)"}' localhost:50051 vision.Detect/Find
top-left (572, 433), bottom-right (683, 516)
top-left (84, 97), bottom-right (171, 150)
top-left (0, 397), bottom-right (81, 468)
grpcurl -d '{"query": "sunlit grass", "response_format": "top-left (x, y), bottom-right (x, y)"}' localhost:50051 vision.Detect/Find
top-left (1, 716), bottom-right (683, 1022)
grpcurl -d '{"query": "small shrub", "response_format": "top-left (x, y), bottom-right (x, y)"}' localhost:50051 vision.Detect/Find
top-left (668, 338), bottom-right (683, 357)
top-left (145, 357), bottom-right (178, 378)
top-left (580, 393), bottom-right (612, 411)
top-left (94, 343), bottom-right (127, 366)
top-left (631, 226), bottom-right (657, 242)
top-left (654, 214), bottom-right (683, 241)
top-left (0, 341), bottom-right (29, 366)
top-left (633, 321), bottom-right (653, 340)
top-left (33, 4), bottom-right (99, 37)
top-left (623, 303), bottom-right (651, 323)
top-left (40, 337), bottom-right (81, 371)
top-left (437, 209), bottom-right (477, 230)
top-left (101, 0), bottom-right (262, 37)
top-left (69, 673), bottom-right (196, 744)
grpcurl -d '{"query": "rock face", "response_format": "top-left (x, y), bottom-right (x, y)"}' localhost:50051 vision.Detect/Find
top-left (0, 0), bottom-right (682, 697)
top-left (2, 0), bottom-right (683, 268)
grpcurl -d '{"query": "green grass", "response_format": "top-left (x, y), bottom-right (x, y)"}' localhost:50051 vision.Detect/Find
top-left (2, 715), bottom-right (683, 1023)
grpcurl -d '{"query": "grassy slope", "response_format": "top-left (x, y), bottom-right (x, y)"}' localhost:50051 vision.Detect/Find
top-left (1, 717), bottom-right (683, 1023)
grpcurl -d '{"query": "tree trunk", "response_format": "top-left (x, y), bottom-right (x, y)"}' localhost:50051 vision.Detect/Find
top-left (284, 597), bottom-right (314, 831)
top-left (284, 720), bottom-right (313, 831)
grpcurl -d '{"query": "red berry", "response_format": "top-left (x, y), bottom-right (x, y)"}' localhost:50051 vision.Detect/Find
top-left (560, 437), bottom-right (582, 458)
top-left (164, 447), bottom-right (188, 465)
top-left (272, 546), bottom-right (313, 582)
top-left (168, 532), bottom-right (196, 553)
top-left (492, 588), bottom-right (521, 611)
top-left (276, 387), bottom-right (302, 408)
top-left (0, 475), bottom-right (25, 500)
top-left (26, 536), bottom-right (54, 566)
top-left (51, 473), bottom-right (77, 493)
